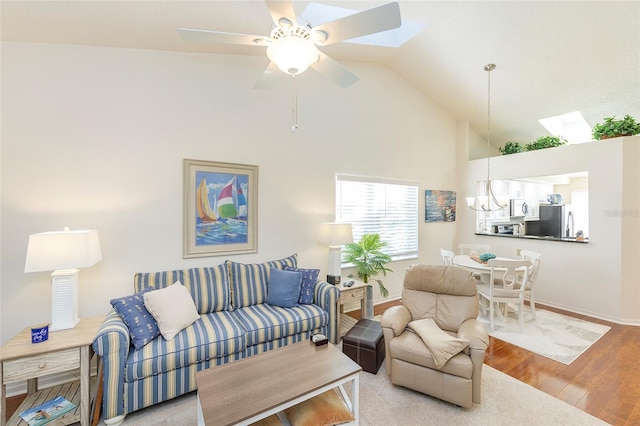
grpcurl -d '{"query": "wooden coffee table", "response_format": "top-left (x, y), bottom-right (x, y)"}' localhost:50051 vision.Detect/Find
top-left (195, 341), bottom-right (361, 425)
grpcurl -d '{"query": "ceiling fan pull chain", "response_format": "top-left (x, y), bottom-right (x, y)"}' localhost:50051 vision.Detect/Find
top-left (291, 75), bottom-right (298, 133)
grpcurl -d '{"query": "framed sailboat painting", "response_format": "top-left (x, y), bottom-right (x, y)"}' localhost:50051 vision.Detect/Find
top-left (183, 159), bottom-right (258, 258)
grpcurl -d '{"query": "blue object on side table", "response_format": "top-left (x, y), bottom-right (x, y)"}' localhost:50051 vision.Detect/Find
top-left (31, 324), bottom-right (49, 343)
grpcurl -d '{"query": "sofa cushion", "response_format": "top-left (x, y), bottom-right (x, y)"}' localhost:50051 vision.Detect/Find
top-left (227, 254), bottom-right (298, 309)
top-left (134, 264), bottom-right (231, 313)
top-left (402, 265), bottom-right (479, 332)
top-left (110, 288), bottom-right (160, 350)
top-left (267, 268), bottom-right (302, 308)
top-left (283, 266), bottom-right (320, 305)
top-left (144, 282), bottom-right (201, 341)
top-left (232, 303), bottom-right (327, 347)
top-left (408, 318), bottom-right (469, 368)
top-left (124, 311), bottom-right (246, 382)
top-left (389, 330), bottom-right (473, 379)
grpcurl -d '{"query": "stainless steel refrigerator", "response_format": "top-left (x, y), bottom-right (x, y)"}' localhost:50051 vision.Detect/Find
top-left (538, 204), bottom-right (565, 238)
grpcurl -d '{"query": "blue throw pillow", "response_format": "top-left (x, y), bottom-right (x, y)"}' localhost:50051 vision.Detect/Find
top-left (284, 266), bottom-right (320, 304)
top-left (110, 288), bottom-right (160, 350)
top-left (267, 268), bottom-right (303, 308)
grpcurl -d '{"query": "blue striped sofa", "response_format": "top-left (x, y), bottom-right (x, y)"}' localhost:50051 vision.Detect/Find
top-left (92, 254), bottom-right (339, 425)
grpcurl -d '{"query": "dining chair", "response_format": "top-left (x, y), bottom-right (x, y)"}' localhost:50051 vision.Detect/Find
top-left (440, 248), bottom-right (455, 266)
top-left (519, 250), bottom-right (542, 319)
top-left (458, 243), bottom-right (490, 256)
top-left (477, 258), bottom-right (531, 331)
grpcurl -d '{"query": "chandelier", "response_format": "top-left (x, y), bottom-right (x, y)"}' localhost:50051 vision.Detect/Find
top-left (466, 63), bottom-right (507, 212)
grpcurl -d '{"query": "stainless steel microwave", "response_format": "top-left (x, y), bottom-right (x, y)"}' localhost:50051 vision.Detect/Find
top-left (510, 199), bottom-right (528, 217)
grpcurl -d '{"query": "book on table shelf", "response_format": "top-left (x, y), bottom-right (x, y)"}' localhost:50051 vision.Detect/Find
top-left (19, 395), bottom-right (76, 426)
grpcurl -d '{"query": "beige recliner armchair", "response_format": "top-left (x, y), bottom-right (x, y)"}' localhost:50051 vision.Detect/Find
top-left (381, 264), bottom-right (489, 408)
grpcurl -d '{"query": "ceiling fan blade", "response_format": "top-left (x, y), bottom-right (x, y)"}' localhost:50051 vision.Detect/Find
top-left (302, 2), bottom-right (426, 48)
top-left (253, 61), bottom-right (282, 90)
top-left (313, 2), bottom-right (401, 46)
top-left (265, 0), bottom-right (297, 28)
top-left (310, 52), bottom-right (359, 88)
top-left (178, 28), bottom-right (268, 46)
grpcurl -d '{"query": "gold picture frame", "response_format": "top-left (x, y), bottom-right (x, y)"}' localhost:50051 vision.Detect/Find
top-left (183, 159), bottom-right (258, 258)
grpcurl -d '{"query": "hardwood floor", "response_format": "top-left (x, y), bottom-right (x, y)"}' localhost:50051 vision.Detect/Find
top-left (5, 393), bottom-right (26, 422)
top-left (6, 302), bottom-right (639, 425)
top-left (370, 299), bottom-right (640, 426)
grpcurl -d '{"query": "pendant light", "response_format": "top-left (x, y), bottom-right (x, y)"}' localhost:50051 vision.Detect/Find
top-left (466, 63), bottom-right (507, 212)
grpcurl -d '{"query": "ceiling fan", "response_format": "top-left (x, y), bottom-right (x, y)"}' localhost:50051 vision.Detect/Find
top-left (178, 1), bottom-right (402, 89)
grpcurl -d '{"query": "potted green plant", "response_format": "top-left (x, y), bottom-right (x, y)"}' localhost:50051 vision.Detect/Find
top-left (591, 115), bottom-right (640, 140)
top-left (342, 233), bottom-right (392, 297)
top-left (525, 135), bottom-right (567, 151)
top-left (499, 141), bottom-right (524, 155)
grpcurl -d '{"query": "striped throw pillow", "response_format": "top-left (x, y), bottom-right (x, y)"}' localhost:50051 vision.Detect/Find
top-left (227, 254), bottom-right (298, 309)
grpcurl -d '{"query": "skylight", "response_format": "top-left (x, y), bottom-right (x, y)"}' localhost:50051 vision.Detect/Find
top-left (538, 111), bottom-right (593, 144)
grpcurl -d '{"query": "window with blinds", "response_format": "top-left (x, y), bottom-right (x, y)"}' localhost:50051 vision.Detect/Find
top-left (336, 174), bottom-right (419, 261)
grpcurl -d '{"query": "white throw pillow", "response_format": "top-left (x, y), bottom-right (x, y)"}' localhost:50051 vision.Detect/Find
top-left (143, 281), bottom-right (200, 340)
top-left (408, 318), bottom-right (469, 369)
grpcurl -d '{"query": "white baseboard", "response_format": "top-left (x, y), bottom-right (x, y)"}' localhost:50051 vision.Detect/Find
top-left (535, 298), bottom-right (640, 326)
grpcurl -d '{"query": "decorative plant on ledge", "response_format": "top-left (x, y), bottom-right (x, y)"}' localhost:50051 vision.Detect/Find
top-left (525, 135), bottom-right (568, 151)
top-left (592, 115), bottom-right (640, 140)
top-left (343, 233), bottom-right (392, 297)
top-left (499, 136), bottom-right (567, 155)
top-left (499, 141), bottom-right (524, 155)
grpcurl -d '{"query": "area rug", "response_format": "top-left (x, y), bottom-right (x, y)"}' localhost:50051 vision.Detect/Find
top-left (100, 362), bottom-right (608, 425)
top-left (477, 306), bottom-right (610, 365)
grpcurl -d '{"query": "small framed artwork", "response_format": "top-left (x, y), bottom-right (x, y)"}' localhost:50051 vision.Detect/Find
top-left (425, 190), bottom-right (456, 222)
top-left (183, 159), bottom-right (258, 258)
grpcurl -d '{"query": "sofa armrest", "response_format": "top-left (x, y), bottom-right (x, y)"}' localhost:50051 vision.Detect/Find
top-left (314, 281), bottom-right (340, 344)
top-left (380, 305), bottom-right (411, 376)
top-left (457, 318), bottom-right (489, 351)
top-left (92, 309), bottom-right (130, 420)
top-left (457, 318), bottom-right (488, 404)
top-left (381, 305), bottom-right (411, 337)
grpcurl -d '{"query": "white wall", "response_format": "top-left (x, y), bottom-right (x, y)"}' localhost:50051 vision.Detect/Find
top-left (621, 139), bottom-right (640, 323)
top-left (459, 137), bottom-right (640, 324)
top-left (0, 42), bottom-right (459, 344)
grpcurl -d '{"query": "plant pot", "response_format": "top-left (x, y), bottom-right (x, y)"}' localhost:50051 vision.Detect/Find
top-left (600, 134), bottom-right (630, 140)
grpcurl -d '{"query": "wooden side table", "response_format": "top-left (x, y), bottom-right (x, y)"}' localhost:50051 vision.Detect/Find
top-left (0, 316), bottom-right (104, 426)
top-left (337, 279), bottom-right (373, 339)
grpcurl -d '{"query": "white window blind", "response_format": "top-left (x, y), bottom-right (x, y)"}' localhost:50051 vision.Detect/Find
top-left (336, 174), bottom-right (419, 261)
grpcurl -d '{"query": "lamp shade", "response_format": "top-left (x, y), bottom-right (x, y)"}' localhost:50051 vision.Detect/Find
top-left (318, 222), bottom-right (353, 247)
top-left (25, 228), bottom-right (102, 272)
top-left (266, 35), bottom-right (318, 75)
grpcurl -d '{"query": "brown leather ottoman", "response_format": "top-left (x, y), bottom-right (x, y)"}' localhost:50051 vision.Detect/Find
top-left (342, 319), bottom-right (385, 374)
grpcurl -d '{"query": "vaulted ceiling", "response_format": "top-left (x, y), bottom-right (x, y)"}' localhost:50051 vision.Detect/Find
top-left (2, 1), bottom-right (639, 148)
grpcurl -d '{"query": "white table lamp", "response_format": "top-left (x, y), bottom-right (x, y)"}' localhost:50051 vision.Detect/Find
top-left (319, 222), bottom-right (353, 285)
top-left (24, 227), bottom-right (102, 331)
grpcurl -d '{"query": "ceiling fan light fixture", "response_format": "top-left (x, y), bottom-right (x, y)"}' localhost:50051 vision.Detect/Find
top-left (253, 37), bottom-right (270, 47)
top-left (267, 35), bottom-right (318, 75)
top-left (312, 29), bottom-right (328, 44)
top-left (278, 17), bottom-right (294, 30)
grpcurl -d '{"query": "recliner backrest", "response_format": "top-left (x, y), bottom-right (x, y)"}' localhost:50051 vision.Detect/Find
top-left (402, 264), bottom-right (479, 332)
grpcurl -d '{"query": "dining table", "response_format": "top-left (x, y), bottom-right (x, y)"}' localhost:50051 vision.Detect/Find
top-left (453, 254), bottom-right (529, 323)
top-left (452, 254), bottom-right (525, 284)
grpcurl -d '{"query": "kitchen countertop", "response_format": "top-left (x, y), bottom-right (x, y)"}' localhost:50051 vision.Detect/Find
top-left (475, 233), bottom-right (589, 243)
